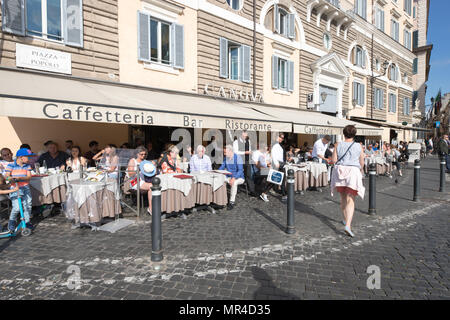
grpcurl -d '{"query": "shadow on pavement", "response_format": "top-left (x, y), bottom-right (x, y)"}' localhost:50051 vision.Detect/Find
top-left (253, 208), bottom-right (286, 233)
top-left (251, 266), bottom-right (300, 300)
top-left (294, 200), bottom-right (342, 236)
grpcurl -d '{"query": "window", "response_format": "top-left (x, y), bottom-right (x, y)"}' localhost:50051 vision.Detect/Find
top-left (404, 29), bottom-right (411, 50)
top-left (375, 6), bottom-right (385, 32)
top-left (150, 19), bottom-right (171, 65)
top-left (375, 59), bottom-right (381, 71)
top-left (1, 0), bottom-right (83, 47)
top-left (413, 6), bottom-right (416, 18)
top-left (272, 55), bottom-right (294, 92)
top-left (389, 64), bottom-right (398, 82)
top-left (323, 33), bottom-right (332, 50)
top-left (274, 4), bottom-right (295, 39)
top-left (138, 12), bottom-right (184, 69)
top-left (391, 19), bottom-right (399, 42)
top-left (412, 58), bottom-right (418, 74)
top-left (404, 0), bottom-right (412, 16)
top-left (352, 45), bottom-right (366, 68)
top-left (355, 0), bottom-right (367, 20)
top-left (389, 64), bottom-right (398, 81)
top-left (219, 37), bottom-right (251, 82)
top-left (389, 93), bottom-right (397, 113)
top-left (352, 81), bottom-right (365, 106)
top-left (227, 0), bottom-right (242, 10)
top-left (403, 72), bottom-right (408, 84)
top-left (413, 31), bottom-right (419, 48)
top-left (373, 88), bottom-right (385, 109)
top-left (403, 97), bottom-right (410, 115)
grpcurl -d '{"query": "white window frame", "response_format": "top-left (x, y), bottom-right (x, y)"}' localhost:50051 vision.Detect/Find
top-left (228, 44), bottom-right (241, 81)
top-left (354, 45), bottom-right (365, 68)
top-left (374, 87), bottom-right (384, 109)
top-left (374, 5), bottom-right (384, 32)
top-left (404, 29), bottom-right (411, 50)
top-left (279, 8), bottom-right (288, 37)
top-left (149, 17), bottom-right (171, 66)
top-left (389, 64), bottom-right (398, 82)
top-left (403, 97), bottom-right (410, 115)
top-left (391, 19), bottom-right (399, 42)
top-left (389, 93), bottom-right (397, 113)
top-left (25, 0), bottom-right (64, 43)
top-left (353, 81), bottom-right (365, 107)
top-left (278, 58), bottom-right (288, 91)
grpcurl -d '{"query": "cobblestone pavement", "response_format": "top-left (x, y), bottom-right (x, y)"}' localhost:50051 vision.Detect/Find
top-left (0, 156), bottom-right (448, 300)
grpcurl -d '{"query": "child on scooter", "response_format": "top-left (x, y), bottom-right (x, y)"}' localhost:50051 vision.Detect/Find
top-left (4, 148), bottom-right (35, 232)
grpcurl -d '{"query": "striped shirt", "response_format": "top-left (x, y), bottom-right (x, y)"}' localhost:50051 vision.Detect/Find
top-left (5, 161), bottom-right (32, 189)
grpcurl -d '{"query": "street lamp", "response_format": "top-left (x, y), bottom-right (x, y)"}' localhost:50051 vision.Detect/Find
top-left (315, 92), bottom-right (328, 110)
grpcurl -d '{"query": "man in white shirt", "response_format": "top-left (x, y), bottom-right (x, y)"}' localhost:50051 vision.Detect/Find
top-left (232, 130), bottom-right (255, 196)
top-left (271, 133), bottom-right (287, 202)
top-left (311, 135), bottom-right (331, 164)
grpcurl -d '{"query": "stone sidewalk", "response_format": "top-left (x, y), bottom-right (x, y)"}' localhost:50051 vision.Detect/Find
top-left (0, 156), bottom-right (448, 300)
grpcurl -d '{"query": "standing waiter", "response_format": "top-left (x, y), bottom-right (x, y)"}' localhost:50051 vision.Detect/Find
top-left (233, 130), bottom-right (256, 196)
top-left (271, 133), bottom-right (287, 202)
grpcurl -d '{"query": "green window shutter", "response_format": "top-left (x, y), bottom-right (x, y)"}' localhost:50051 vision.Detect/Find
top-left (137, 11), bottom-right (150, 62)
top-left (219, 37), bottom-right (229, 78)
top-left (2, 0), bottom-right (25, 36)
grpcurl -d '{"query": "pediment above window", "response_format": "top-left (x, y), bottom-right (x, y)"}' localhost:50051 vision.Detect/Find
top-left (142, 0), bottom-right (184, 15)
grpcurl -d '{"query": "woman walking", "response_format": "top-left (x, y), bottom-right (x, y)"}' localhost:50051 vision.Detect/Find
top-left (331, 125), bottom-right (365, 237)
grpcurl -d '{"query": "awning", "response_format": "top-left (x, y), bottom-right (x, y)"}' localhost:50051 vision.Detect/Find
top-left (254, 106), bottom-right (383, 136)
top-left (0, 68), bottom-right (292, 132)
top-left (350, 117), bottom-right (431, 132)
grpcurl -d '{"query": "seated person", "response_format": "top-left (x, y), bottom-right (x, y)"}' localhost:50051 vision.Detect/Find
top-left (189, 145), bottom-right (212, 173)
top-left (160, 145), bottom-right (182, 174)
top-left (0, 148), bottom-right (14, 176)
top-left (64, 146), bottom-right (87, 171)
top-left (92, 144), bottom-right (119, 178)
top-left (37, 141), bottom-right (69, 169)
top-left (286, 146), bottom-right (296, 164)
top-left (84, 140), bottom-right (100, 168)
top-left (218, 145), bottom-right (244, 210)
top-left (304, 147), bottom-right (313, 161)
top-left (0, 174), bottom-right (19, 195)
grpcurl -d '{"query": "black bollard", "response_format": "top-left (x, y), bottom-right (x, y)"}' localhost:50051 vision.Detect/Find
top-left (439, 156), bottom-right (446, 192)
top-left (413, 159), bottom-right (421, 202)
top-left (151, 177), bottom-right (163, 262)
top-left (368, 163), bottom-right (376, 215)
top-left (286, 169), bottom-right (295, 234)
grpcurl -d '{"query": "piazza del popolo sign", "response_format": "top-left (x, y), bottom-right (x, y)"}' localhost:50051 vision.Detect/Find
top-left (16, 43), bottom-right (72, 75)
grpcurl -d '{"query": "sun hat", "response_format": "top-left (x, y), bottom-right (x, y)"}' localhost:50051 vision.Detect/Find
top-left (139, 160), bottom-right (156, 177)
top-left (16, 148), bottom-right (36, 157)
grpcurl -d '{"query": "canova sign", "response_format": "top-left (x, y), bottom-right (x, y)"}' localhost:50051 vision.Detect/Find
top-left (203, 84), bottom-right (264, 103)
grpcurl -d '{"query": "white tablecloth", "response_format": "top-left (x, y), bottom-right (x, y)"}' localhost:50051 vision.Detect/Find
top-left (30, 173), bottom-right (67, 197)
top-left (156, 173), bottom-right (194, 196)
top-left (69, 179), bottom-right (120, 208)
top-left (306, 162), bottom-right (328, 180)
top-left (191, 172), bottom-right (228, 192)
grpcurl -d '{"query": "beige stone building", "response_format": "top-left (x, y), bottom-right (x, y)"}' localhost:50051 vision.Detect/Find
top-left (0, 0), bottom-right (129, 152)
top-left (2, 0), bottom-right (430, 154)
top-left (411, 0), bottom-right (432, 140)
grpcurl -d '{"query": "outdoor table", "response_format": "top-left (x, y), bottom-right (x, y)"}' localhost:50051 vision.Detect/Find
top-left (157, 173), bottom-right (196, 213)
top-left (190, 171), bottom-right (228, 206)
top-left (284, 164), bottom-right (309, 191)
top-left (306, 162), bottom-right (328, 188)
top-left (66, 178), bottom-right (121, 224)
top-left (30, 173), bottom-right (68, 206)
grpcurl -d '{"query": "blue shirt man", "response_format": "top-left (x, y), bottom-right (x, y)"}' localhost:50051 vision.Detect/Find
top-left (218, 145), bottom-right (245, 210)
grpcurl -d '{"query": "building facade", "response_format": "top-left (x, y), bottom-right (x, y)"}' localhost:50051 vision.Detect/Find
top-left (411, 0), bottom-right (432, 140)
top-left (1, 0), bottom-right (428, 153)
top-left (0, 0), bottom-right (129, 151)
